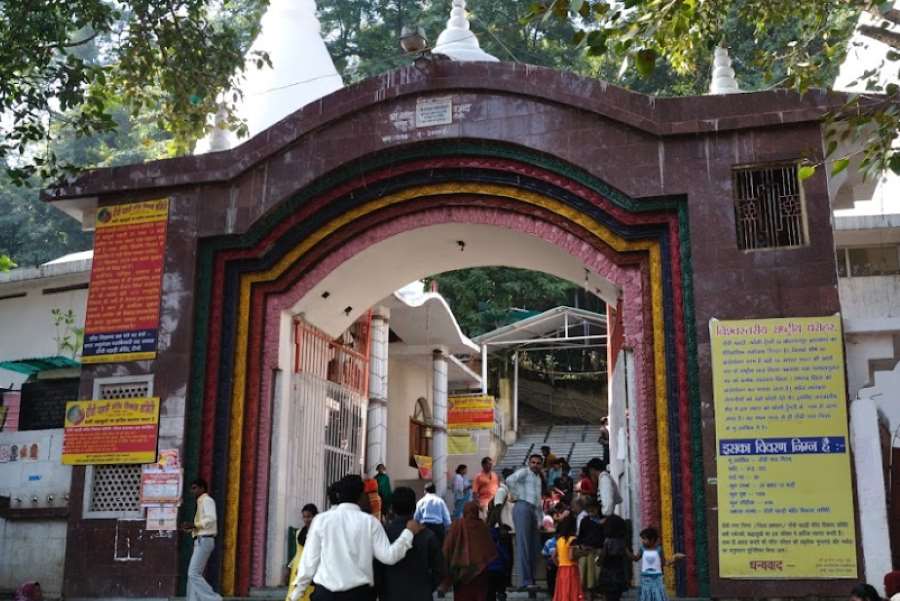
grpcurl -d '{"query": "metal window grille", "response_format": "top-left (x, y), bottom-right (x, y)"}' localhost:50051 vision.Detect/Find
top-left (99, 380), bottom-right (151, 400)
top-left (733, 164), bottom-right (807, 250)
top-left (85, 378), bottom-right (151, 517)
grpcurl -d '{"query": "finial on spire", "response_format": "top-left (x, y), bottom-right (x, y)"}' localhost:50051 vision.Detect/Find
top-left (432, 0), bottom-right (499, 62)
top-left (709, 44), bottom-right (740, 95)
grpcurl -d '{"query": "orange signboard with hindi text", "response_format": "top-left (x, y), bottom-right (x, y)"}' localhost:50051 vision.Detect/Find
top-left (81, 199), bottom-right (169, 363)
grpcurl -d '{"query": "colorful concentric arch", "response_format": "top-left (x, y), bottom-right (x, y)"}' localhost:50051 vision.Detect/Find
top-left (182, 141), bottom-right (708, 597)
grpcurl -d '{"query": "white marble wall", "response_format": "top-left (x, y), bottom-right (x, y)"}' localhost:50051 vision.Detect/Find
top-left (0, 429), bottom-right (72, 595)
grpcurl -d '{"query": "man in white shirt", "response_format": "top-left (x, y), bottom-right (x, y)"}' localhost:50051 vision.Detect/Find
top-left (290, 474), bottom-right (424, 601)
top-left (588, 457), bottom-right (621, 517)
top-left (180, 478), bottom-right (222, 601)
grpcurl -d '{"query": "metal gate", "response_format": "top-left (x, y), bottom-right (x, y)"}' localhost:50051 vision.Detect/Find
top-left (292, 314), bottom-right (371, 505)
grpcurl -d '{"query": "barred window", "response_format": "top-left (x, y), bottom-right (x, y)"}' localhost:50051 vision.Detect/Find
top-left (733, 164), bottom-right (807, 250)
top-left (83, 376), bottom-right (153, 519)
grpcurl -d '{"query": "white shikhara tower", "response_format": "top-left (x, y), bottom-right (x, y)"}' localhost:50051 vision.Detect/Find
top-left (432, 0), bottom-right (499, 62)
top-left (197, 0), bottom-right (344, 152)
top-left (708, 44), bottom-right (740, 95)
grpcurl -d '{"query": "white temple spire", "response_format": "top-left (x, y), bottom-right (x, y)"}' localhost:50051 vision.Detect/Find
top-left (709, 44), bottom-right (740, 95)
top-left (196, 0), bottom-right (343, 153)
top-left (432, 0), bottom-right (499, 62)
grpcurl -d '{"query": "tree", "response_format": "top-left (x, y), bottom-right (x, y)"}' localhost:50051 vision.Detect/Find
top-left (319, 0), bottom-right (592, 81)
top-left (531, 1), bottom-right (899, 178)
top-left (0, 0), bottom-right (268, 184)
top-left (0, 91), bottom-right (181, 268)
top-left (0, 172), bottom-right (93, 268)
top-left (426, 267), bottom-right (604, 337)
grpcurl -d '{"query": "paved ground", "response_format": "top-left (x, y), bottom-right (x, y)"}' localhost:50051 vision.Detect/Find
top-left (244, 587), bottom-right (559, 600)
top-left (239, 586), bottom-right (649, 601)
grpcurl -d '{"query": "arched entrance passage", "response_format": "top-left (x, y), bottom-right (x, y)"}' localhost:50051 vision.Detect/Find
top-left (51, 61), bottom-right (845, 601)
top-left (185, 142), bottom-right (706, 596)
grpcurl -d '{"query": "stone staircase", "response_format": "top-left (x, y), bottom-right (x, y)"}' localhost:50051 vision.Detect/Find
top-left (496, 423), bottom-right (606, 476)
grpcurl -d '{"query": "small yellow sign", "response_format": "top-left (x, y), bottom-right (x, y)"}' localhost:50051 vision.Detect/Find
top-left (62, 397), bottom-right (160, 465)
top-left (448, 432), bottom-right (478, 455)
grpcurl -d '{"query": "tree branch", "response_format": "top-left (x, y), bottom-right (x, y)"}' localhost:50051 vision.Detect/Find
top-left (859, 24), bottom-right (900, 49)
top-left (62, 31), bottom-right (99, 48)
top-left (882, 8), bottom-right (900, 26)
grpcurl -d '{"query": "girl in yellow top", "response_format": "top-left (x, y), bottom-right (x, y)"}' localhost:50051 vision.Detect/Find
top-left (284, 504), bottom-right (318, 601)
top-left (553, 515), bottom-right (584, 601)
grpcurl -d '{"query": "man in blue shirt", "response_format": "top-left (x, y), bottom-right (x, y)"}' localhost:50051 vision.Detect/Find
top-left (414, 483), bottom-right (452, 545)
top-left (506, 454), bottom-right (544, 589)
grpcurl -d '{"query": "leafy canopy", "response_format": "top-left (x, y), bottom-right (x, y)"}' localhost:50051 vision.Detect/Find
top-left (0, 0), bottom-right (268, 184)
top-left (425, 267), bottom-right (603, 338)
top-left (530, 1), bottom-right (899, 178)
top-left (319, 0), bottom-right (592, 81)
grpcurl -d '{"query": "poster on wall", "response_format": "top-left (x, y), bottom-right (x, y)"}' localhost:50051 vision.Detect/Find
top-left (448, 432), bottom-right (478, 455)
top-left (61, 397), bottom-right (160, 465)
top-left (146, 505), bottom-right (178, 531)
top-left (413, 455), bottom-right (432, 479)
top-left (141, 469), bottom-right (182, 505)
top-left (448, 394), bottom-right (494, 430)
top-left (710, 315), bottom-right (857, 579)
top-left (81, 198), bottom-right (169, 364)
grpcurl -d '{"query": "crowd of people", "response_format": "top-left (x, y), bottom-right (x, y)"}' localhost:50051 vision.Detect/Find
top-left (12, 450), bottom-right (900, 601)
top-left (283, 444), bottom-right (686, 601)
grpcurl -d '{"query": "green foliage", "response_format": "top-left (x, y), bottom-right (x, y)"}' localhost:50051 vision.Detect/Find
top-left (51, 308), bottom-right (84, 360)
top-left (0, 0), bottom-right (268, 184)
top-left (529, 1), bottom-right (900, 175)
top-left (0, 96), bottom-right (176, 267)
top-left (319, 0), bottom-right (592, 81)
top-left (425, 267), bottom-right (604, 338)
top-left (0, 255), bottom-right (15, 272)
top-left (0, 171), bottom-right (93, 268)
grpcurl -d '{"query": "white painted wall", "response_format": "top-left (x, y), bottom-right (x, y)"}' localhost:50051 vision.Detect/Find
top-left (860, 362), bottom-right (900, 439)
top-left (266, 312), bottom-right (307, 586)
top-left (607, 353), bottom-right (627, 512)
top-left (386, 356), bottom-right (430, 483)
top-left (291, 224), bottom-right (620, 338)
top-left (839, 275), bottom-right (900, 334)
top-left (384, 355), bottom-right (499, 490)
top-left (850, 398), bottom-right (893, 596)
top-left (624, 350), bottom-right (642, 551)
top-left (0, 274), bottom-right (87, 389)
top-left (844, 332), bottom-right (894, 400)
top-left (837, 273), bottom-right (900, 399)
top-left (853, 362), bottom-right (900, 594)
top-left (0, 429), bottom-right (72, 595)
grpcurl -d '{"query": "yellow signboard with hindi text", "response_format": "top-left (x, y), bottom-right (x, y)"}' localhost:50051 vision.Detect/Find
top-left (62, 397), bottom-right (160, 465)
top-left (710, 315), bottom-right (857, 579)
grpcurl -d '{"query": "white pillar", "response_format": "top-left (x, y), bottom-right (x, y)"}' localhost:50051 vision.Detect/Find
top-left (432, 349), bottom-right (449, 498)
top-left (366, 310), bottom-right (389, 475)
top-left (512, 351), bottom-right (519, 434)
top-left (481, 344), bottom-right (488, 395)
top-left (851, 397), bottom-right (893, 595)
